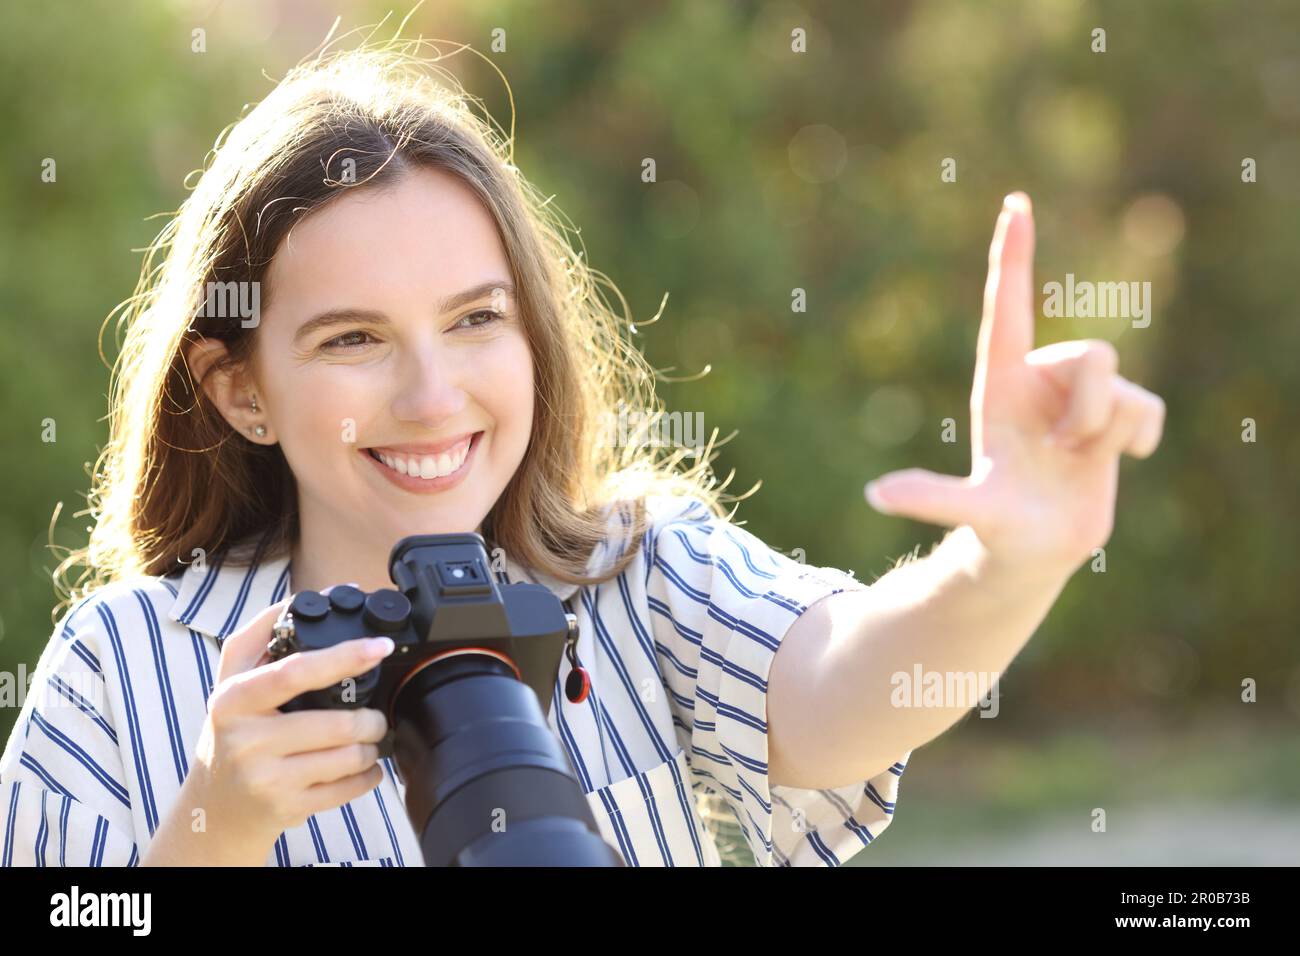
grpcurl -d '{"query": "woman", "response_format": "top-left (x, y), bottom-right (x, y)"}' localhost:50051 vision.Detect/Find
top-left (0, 40), bottom-right (1164, 867)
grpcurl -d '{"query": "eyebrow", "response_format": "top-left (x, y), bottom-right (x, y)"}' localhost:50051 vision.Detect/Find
top-left (292, 280), bottom-right (516, 343)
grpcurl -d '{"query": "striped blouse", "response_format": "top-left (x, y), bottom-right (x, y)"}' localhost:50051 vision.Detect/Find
top-left (1, 494), bottom-right (909, 866)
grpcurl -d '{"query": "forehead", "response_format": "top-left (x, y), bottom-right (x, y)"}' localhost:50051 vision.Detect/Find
top-left (263, 165), bottom-right (511, 315)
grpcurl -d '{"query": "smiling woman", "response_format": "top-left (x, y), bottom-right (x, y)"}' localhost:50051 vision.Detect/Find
top-left (2, 32), bottom-right (911, 870)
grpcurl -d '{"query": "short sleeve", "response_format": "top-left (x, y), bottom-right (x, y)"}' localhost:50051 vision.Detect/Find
top-left (0, 599), bottom-right (139, 866)
top-left (645, 495), bottom-right (910, 867)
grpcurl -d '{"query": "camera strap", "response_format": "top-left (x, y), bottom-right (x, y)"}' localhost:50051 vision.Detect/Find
top-left (561, 597), bottom-right (591, 704)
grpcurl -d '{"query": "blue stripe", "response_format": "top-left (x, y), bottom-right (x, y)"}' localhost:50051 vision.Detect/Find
top-left (190, 629), bottom-right (215, 706)
top-left (806, 829), bottom-right (840, 866)
top-left (706, 603), bottom-right (779, 651)
top-left (595, 698), bottom-right (637, 779)
top-left (218, 535), bottom-right (271, 638)
top-left (59, 795), bottom-right (70, 866)
top-left (584, 588), bottom-right (672, 763)
top-left (29, 712), bottom-right (130, 809)
top-left (816, 790), bottom-right (878, 848)
top-left (633, 769), bottom-right (674, 866)
top-left (713, 698), bottom-right (767, 734)
top-left (373, 787), bottom-right (405, 867)
top-left (615, 573), bottom-right (658, 671)
top-left (666, 686), bottom-right (695, 710)
top-left (656, 552), bottom-right (785, 650)
top-left (69, 641), bottom-right (102, 675)
top-left (90, 816), bottom-right (107, 865)
top-left (865, 781), bottom-right (896, 814)
top-left (340, 803), bottom-right (368, 859)
top-left (48, 675), bottom-right (117, 745)
top-left (699, 644), bottom-right (767, 693)
top-left (690, 766), bottom-right (742, 801)
top-left (3, 781), bottom-right (18, 866)
top-left (744, 807), bottom-right (773, 852)
top-left (59, 597), bottom-right (97, 641)
top-left (714, 555), bottom-right (806, 615)
top-left (136, 590), bottom-right (188, 785)
top-left (736, 773), bottom-right (772, 813)
top-left (642, 528), bottom-right (656, 589)
top-left (719, 742), bottom-right (766, 774)
top-left (180, 552), bottom-right (226, 623)
top-left (653, 554), bottom-right (709, 605)
top-left (35, 788), bottom-right (49, 866)
top-left (652, 641), bottom-right (697, 680)
top-left (306, 816), bottom-right (329, 863)
top-left (97, 603), bottom-right (159, 833)
top-left (690, 745), bottom-right (731, 768)
top-left (595, 786), bottom-right (638, 865)
top-left (550, 677), bottom-right (593, 792)
top-left (271, 562), bottom-right (291, 602)
top-left (668, 527), bottom-right (711, 565)
top-left (647, 596), bottom-right (702, 644)
top-left (665, 755), bottom-right (705, 865)
top-left (720, 527), bottom-right (781, 581)
top-left (20, 753), bottom-right (70, 796)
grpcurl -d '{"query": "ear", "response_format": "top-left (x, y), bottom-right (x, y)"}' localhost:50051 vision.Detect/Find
top-left (184, 337), bottom-right (277, 445)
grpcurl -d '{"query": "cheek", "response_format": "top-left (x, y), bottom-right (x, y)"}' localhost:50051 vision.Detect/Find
top-left (275, 371), bottom-right (374, 458)
top-left (485, 335), bottom-right (536, 427)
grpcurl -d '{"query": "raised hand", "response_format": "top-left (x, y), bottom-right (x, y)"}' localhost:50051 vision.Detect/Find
top-left (864, 193), bottom-right (1165, 572)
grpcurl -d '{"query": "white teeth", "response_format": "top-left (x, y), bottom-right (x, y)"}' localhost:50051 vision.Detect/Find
top-left (371, 436), bottom-right (473, 480)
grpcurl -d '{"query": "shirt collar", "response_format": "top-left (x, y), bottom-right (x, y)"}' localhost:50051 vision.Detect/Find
top-left (166, 530), bottom-right (584, 641)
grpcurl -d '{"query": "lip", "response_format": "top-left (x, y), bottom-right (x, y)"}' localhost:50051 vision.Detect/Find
top-left (361, 431), bottom-right (482, 494)
top-left (366, 432), bottom-right (478, 457)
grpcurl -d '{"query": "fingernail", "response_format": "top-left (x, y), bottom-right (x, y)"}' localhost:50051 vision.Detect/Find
top-left (865, 481), bottom-right (892, 513)
top-left (1004, 192), bottom-right (1030, 213)
top-left (364, 637), bottom-right (395, 658)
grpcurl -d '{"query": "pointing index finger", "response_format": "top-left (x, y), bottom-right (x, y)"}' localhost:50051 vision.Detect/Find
top-left (977, 192), bottom-right (1037, 377)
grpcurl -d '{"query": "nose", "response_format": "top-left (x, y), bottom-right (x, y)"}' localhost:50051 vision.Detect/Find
top-left (390, 345), bottom-right (468, 426)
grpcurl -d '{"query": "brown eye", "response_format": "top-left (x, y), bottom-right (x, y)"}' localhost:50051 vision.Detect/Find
top-left (456, 309), bottom-right (503, 330)
top-left (323, 330), bottom-right (373, 349)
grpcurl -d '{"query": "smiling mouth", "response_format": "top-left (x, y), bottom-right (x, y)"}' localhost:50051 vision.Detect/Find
top-left (364, 432), bottom-right (480, 480)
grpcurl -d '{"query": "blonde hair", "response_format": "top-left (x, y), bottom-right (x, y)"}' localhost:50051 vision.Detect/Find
top-left (53, 28), bottom-right (751, 614)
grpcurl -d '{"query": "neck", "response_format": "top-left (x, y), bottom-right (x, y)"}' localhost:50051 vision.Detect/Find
top-left (289, 517), bottom-right (489, 596)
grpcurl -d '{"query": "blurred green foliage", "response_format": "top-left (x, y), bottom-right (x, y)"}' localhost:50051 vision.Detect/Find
top-left (2, 0), bottom-right (1297, 837)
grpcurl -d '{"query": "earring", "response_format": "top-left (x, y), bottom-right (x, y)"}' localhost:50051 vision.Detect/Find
top-left (254, 425), bottom-right (267, 437)
top-left (249, 395), bottom-right (260, 412)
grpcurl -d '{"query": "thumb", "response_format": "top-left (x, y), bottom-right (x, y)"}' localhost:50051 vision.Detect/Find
top-left (215, 598), bottom-right (291, 684)
top-left (865, 469), bottom-right (981, 528)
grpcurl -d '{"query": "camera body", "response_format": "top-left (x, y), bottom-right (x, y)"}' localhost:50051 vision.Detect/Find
top-left (267, 533), bottom-right (575, 722)
top-left (263, 532), bottom-right (620, 866)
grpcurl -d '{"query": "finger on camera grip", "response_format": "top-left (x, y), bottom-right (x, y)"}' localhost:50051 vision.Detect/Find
top-left (238, 636), bottom-right (395, 713)
top-left (300, 764), bottom-right (385, 819)
top-left (283, 742), bottom-right (380, 789)
top-left (264, 708), bottom-right (389, 756)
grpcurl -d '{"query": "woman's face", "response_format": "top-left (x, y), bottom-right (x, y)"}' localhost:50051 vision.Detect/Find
top-left (250, 165), bottom-right (535, 570)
